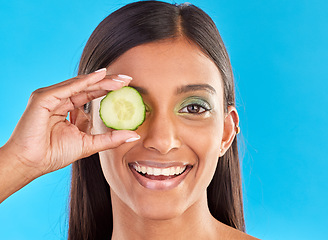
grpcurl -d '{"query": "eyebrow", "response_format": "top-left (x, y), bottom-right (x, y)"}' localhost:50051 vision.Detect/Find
top-left (176, 84), bottom-right (216, 95)
top-left (130, 84), bottom-right (216, 95)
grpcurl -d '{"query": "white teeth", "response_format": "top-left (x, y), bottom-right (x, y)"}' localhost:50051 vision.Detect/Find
top-left (147, 167), bottom-right (153, 175)
top-left (133, 165), bottom-right (187, 176)
top-left (170, 167), bottom-right (175, 175)
top-left (153, 168), bottom-right (161, 176)
top-left (162, 168), bottom-right (170, 176)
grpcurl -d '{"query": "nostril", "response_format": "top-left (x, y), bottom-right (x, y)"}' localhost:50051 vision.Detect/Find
top-left (147, 146), bottom-right (157, 151)
top-left (144, 138), bottom-right (181, 155)
top-left (146, 144), bottom-right (179, 155)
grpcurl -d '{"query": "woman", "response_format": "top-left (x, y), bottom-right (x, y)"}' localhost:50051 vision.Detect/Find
top-left (0, 1), bottom-right (258, 239)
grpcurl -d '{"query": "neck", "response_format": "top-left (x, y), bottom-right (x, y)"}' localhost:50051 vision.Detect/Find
top-left (110, 191), bottom-right (220, 240)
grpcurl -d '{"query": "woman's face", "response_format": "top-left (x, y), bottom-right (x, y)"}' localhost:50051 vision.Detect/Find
top-left (91, 38), bottom-right (235, 220)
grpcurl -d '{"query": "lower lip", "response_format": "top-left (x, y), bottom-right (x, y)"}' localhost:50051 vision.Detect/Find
top-left (129, 165), bottom-right (192, 191)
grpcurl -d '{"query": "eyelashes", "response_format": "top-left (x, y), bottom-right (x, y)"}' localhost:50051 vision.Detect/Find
top-left (144, 96), bottom-right (213, 116)
top-left (178, 103), bottom-right (211, 115)
top-left (178, 96), bottom-right (212, 115)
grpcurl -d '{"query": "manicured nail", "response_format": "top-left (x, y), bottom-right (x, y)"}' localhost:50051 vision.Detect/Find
top-left (125, 135), bottom-right (140, 143)
top-left (112, 78), bottom-right (125, 83)
top-left (95, 68), bottom-right (107, 73)
top-left (118, 74), bottom-right (133, 80)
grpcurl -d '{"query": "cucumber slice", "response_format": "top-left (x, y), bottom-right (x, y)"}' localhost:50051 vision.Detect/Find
top-left (99, 86), bottom-right (146, 130)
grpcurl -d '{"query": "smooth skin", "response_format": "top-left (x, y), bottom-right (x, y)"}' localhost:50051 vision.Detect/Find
top-left (0, 37), bottom-right (258, 239)
top-left (0, 70), bottom-right (140, 203)
top-left (74, 37), bottom-right (259, 240)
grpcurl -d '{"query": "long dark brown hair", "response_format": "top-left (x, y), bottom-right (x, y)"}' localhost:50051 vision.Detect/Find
top-left (68, 1), bottom-right (244, 239)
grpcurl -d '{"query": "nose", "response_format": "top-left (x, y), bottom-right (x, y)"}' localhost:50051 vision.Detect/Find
top-left (142, 113), bottom-right (182, 155)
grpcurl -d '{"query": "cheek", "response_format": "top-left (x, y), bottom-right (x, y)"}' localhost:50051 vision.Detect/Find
top-left (99, 145), bottom-right (144, 212)
top-left (99, 150), bottom-right (116, 185)
top-left (185, 116), bottom-right (222, 157)
top-left (183, 118), bottom-right (223, 186)
top-left (98, 147), bottom-right (129, 193)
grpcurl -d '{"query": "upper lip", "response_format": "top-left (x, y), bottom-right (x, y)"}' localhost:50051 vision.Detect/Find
top-left (128, 160), bottom-right (192, 168)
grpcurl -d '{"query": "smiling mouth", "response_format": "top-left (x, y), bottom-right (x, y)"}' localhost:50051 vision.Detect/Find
top-left (130, 163), bottom-right (191, 180)
top-left (128, 162), bottom-right (193, 190)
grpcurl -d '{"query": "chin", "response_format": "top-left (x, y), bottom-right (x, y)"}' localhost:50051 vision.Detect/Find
top-left (132, 197), bottom-right (186, 221)
top-left (116, 185), bottom-right (191, 221)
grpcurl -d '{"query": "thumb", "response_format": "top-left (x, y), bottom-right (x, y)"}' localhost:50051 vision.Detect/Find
top-left (81, 130), bottom-right (140, 156)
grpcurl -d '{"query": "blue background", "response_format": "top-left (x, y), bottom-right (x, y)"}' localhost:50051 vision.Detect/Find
top-left (1, 0), bottom-right (327, 239)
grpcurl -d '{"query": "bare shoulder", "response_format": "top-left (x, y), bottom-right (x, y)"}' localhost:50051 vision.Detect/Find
top-left (226, 229), bottom-right (260, 240)
top-left (215, 221), bottom-right (260, 240)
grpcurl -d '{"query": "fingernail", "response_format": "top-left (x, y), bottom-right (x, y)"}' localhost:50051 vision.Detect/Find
top-left (112, 78), bottom-right (125, 83)
top-left (118, 74), bottom-right (133, 80)
top-left (125, 135), bottom-right (140, 143)
top-left (95, 68), bottom-right (107, 73)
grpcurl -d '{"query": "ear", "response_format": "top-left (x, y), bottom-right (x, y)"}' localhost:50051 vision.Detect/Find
top-left (69, 107), bottom-right (92, 134)
top-left (220, 106), bottom-right (239, 156)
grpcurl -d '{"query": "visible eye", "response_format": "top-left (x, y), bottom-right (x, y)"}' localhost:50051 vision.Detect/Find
top-left (179, 104), bottom-right (209, 114)
top-left (178, 97), bottom-right (212, 116)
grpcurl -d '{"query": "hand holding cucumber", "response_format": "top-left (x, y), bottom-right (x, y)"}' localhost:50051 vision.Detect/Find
top-left (1, 69), bottom-right (141, 181)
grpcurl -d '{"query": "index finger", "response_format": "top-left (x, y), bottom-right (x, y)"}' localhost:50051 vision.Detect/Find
top-left (49, 69), bottom-right (132, 109)
top-left (52, 68), bottom-right (109, 99)
top-left (67, 73), bottom-right (133, 108)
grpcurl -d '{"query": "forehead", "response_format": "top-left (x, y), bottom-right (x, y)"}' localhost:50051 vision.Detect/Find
top-left (106, 38), bottom-right (223, 95)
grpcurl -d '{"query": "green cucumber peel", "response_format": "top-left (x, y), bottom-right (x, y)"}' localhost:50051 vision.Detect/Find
top-left (99, 86), bottom-right (146, 130)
